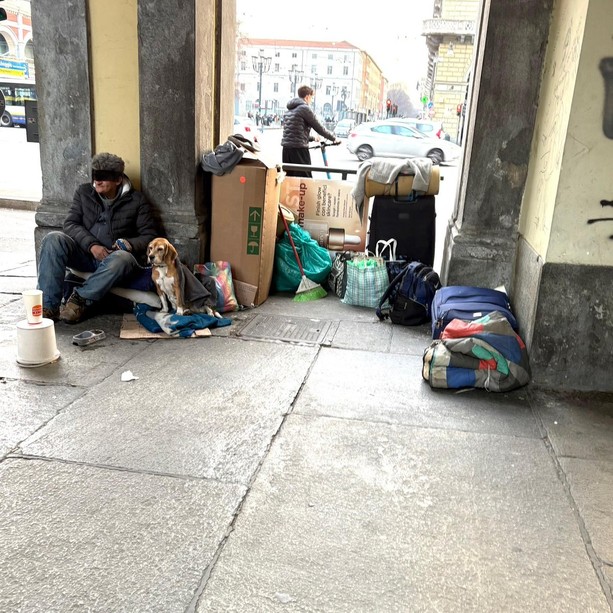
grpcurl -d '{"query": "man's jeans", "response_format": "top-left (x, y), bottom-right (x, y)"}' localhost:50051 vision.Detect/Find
top-left (37, 231), bottom-right (141, 310)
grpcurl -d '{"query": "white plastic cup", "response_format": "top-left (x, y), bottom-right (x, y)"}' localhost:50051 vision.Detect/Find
top-left (22, 289), bottom-right (43, 324)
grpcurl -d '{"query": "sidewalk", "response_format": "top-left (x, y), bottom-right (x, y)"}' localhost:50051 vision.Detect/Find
top-left (1, 207), bottom-right (612, 612)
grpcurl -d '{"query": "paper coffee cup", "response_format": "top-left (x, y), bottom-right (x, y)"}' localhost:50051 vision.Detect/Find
top-left (23, 289), bottom-right (43, 324)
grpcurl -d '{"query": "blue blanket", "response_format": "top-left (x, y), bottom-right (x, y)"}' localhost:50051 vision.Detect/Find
top-left (134, 303), bottom-right (231, 338)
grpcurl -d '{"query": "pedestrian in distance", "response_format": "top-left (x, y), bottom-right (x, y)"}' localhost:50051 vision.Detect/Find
top-left (37, 152), bottom-right (158, 324)
top-left (281, 85), bottom-right (341, 177)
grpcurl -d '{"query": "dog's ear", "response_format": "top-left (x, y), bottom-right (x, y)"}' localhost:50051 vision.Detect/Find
top-left (166, 241), bottom-right (178, 262)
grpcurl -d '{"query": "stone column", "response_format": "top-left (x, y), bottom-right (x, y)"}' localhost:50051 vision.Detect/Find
top-left (442, 0), bottom-right (554, 291)
top-left (31, 0), bottom-right (92, 239)
top-left (31, 0), bottom-right (235, 268)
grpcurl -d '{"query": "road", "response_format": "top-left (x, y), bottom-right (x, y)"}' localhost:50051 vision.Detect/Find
top-left (0, 125), bottom-right (459, 273)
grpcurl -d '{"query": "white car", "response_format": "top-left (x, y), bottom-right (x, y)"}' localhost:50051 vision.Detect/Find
top-left (346, 120), bottom-right (461, 164)
top-left (394, 118), bottom-right (447, 139)
top-left (334, 118), bottom-right (356, 138)
top-left (233, 116), bottom-right (259, 143)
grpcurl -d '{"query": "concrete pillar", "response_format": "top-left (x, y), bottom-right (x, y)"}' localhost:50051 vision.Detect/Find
top-left (446, 0), bottom-right (613, 390)
top-left (514, 0), bottom-right (613, 391)
top-left (442, 0), bottom-right (554, 290)
top-left (31, 0), bottom-right (235, 267)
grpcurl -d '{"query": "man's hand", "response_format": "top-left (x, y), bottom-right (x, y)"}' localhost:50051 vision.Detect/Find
top-left (90, 244), bottom-right (111, 261)
top-left (334, 139), bottom-right (342, 145)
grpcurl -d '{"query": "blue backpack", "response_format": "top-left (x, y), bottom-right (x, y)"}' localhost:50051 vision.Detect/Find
top-left (376, 261), bottom-right (441, 326)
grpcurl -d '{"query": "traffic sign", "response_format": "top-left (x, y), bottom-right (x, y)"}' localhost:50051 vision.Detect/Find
top-left (420, 95), bottom-right (428, 105)
top-left (427, 102), bottom-right (434, 109)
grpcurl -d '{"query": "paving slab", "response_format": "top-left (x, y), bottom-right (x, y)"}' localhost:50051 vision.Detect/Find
top-left (0, 458), bottom-right (245, 613)
top-left (558, 457), bottom-right (613, 566)
top-left (197, 414), bottom-right (609, 612)
top-left (330, 319), bottom-right (393, 351)
top-left (0, 260), bottom-right (38, 279)
top-left (532, 389), bottom-right (613, 461)
top-left (0, 293), bottom-right (19, 308)
top-left (0, 379), bottom-right (85, 457)
top-left (256, 293), bottom-right (379, 322)
top-left (19, 337), bottom-right (318, 483)
top-left (0, 313), bottom-right (151, 385)
top-left (0, 274), bottom-right (38, 294)
top-left (0, 296), bottom-right (25, 323)
top-left (294, 347), bottom-right (539, 438)
top-left (389, 320), bottom-right (434, 355)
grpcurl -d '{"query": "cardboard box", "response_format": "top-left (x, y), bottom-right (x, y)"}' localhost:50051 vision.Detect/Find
top-left (279, 178), bottom-right (369, 252)
top-left (210, 154), bottom-right (280, 306)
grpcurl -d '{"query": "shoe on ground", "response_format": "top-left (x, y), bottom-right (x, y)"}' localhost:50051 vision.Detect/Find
top-left (43, 307), bottom-right (60, 322)
top-left (60, 290), bottom-right (88, 324)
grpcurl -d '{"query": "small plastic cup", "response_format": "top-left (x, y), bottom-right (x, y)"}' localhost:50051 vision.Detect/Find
top-left (22, 289), bottom-right (43, 325)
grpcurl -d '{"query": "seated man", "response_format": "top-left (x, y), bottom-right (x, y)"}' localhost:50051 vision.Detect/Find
top-left (37, 152), bottom-right (158, 324)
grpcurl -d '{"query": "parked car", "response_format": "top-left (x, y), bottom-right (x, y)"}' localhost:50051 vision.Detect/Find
top-left (233, 116), bottom-right (258, 143)
top-left (333, 118), bottom-right (356, 138)
top-left (394, 118), bottom-right (447, 140)
top-left (346, 120), bottom-right (461, 164)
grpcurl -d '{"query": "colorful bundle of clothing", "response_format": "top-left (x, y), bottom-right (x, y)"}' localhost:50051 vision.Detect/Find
top-left (422, 311), bottom-right (531, 392)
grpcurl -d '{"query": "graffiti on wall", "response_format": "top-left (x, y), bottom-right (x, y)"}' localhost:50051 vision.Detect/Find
top-left (599, 58), bottom-right (613, 138)
top-left (589, 58), bottom-right (613, 238)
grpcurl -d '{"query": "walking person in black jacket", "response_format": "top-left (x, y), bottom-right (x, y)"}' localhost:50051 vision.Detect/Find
top-left (281, 85), bottom-right (340, 177)
top-left (37, 152), bottom-right (158, 324)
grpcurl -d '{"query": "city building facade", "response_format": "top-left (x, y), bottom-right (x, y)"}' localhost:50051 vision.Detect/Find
top-left (0, 0), bottom-right (34, 79)
top-left (236, 38), bottom-right (387, 125)
top-left (422, 0), bottom-right (479, 143)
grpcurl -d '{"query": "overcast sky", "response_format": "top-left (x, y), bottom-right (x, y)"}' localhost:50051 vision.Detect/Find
top-left (236, 0), bottom-right (435, 86)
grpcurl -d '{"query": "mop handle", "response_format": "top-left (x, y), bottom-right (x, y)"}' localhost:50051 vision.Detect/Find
top-left (278, 205), bottom-right (306, 277)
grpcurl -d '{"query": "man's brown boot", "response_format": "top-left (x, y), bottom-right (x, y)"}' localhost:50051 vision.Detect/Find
top-left (60, 290), bottom-right (88, 324)
top-left (43, 307), bottom-right (60, 322)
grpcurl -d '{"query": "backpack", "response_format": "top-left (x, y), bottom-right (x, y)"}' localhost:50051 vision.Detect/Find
top-left (375, 261), bottom-right (441, 326)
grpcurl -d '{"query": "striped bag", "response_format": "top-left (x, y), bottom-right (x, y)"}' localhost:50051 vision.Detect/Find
top-left (341, 253), bottom-right (389, 308)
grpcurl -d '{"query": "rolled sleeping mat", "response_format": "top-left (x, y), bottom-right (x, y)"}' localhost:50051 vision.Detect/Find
top-left (364, 165), bottom-right (440, 197)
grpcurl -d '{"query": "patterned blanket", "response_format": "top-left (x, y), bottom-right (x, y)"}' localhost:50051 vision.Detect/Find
top-left (422, 311), bottom-right (531, 392)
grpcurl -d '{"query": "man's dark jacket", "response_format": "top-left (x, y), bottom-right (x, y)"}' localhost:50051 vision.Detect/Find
top-left (281, 97), bottom-right (336, 148)
top-left (63, 179), bottom-right (158, 263)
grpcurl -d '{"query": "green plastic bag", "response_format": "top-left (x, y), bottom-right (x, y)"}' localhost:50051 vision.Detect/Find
top-left (274, 223), bottom-right (332, 292)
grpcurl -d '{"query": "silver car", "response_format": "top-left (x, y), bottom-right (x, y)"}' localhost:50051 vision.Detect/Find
top-left (346, 119), bottom-right (461, 164)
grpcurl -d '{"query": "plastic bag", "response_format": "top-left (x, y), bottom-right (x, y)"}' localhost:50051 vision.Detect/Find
top-left (193, 261), bottom-right (239, 312)
top-left (342, 253), bottom-right (389, 308)
top-left (274, 223), bottom-right (332, 292)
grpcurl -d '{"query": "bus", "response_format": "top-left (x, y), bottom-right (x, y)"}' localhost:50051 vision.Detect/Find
top-left (0, 78), bottom-right (36, 127)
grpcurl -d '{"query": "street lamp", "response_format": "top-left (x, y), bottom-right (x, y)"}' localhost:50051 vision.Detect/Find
top-left (252, 50), bottom-right (271, 131)
top-left (330, 84), bottom-right (339, 119)
top-left (310, 76), bottom-right (322, 113)
top-left (289, 66), bottom-right (303, 97)
top-left (340, 86), bottom-right (348, 119)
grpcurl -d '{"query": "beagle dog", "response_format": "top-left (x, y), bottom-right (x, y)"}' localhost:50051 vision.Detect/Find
top-left (147, 237), bottom-right (220, 318)
top-left (147, 237), bottom-right (186, 315)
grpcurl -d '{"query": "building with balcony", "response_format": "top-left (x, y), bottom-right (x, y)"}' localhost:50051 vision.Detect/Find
top-left (422, 0), bottom-right (479, 142)
top-left (236, 38), bottom-right (387, 124)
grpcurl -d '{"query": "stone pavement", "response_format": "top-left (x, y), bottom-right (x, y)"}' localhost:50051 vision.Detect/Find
top-left (1, 206), bottom-right (613, 612)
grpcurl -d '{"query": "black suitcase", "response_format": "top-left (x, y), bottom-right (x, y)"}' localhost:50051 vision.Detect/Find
top-left (367, 194), bottom-right (436, 266)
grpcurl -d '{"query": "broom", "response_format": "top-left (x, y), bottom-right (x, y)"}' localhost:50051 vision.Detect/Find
top-left (278, 204), bottom-right (327, 302)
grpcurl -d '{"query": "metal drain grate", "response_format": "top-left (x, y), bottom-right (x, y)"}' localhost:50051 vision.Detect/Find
top-left (238, 314), bottom-right (337, 345)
